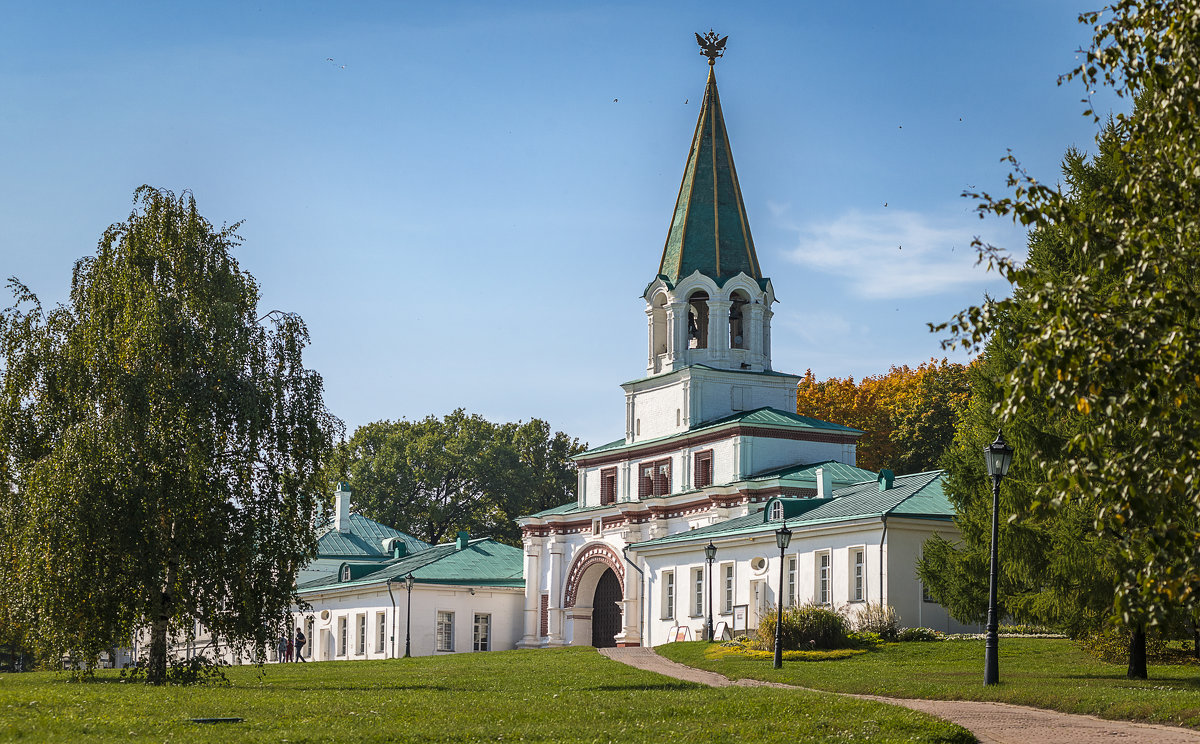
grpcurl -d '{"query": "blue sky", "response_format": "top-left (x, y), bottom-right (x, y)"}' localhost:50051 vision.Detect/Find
top-left (0, 2), bottom-right (1125, 448)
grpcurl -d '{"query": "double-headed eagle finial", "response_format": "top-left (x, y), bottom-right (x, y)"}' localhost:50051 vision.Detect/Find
top-left (696, 29), bottom-right (728, 65)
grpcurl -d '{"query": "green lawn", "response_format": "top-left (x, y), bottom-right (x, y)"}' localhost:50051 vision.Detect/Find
top-left (0, 647), bottom-right (972, 743)
top-left (660, 638), bottom-right (1200, 728)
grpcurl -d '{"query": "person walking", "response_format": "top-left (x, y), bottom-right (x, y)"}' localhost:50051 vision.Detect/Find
top-left (285, 633), bottom-right (294, 662)
top-left (276, 634), bottom-right (287, 663)
top-left (294, 628), bottom-right (307, 662)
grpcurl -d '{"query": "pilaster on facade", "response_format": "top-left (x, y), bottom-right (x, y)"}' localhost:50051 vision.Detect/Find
top-left (667, 301), bottom-right (687, 369)
top-left (706, 299), bottom-right (732, 359)
top-left (518, 541), bottom-right (542, 648)
top-left (546, 539), bottom-right (566, 646)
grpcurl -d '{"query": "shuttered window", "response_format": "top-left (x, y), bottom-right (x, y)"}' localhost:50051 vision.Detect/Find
top-left (694, 450), bottom-right (714, 488)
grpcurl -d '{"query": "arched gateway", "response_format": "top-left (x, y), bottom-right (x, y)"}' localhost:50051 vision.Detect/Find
top-left (563, 543), bottom-right (624, 647)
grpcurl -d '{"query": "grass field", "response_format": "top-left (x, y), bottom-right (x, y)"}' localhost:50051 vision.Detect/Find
top-left (660, 638), bottom-right (1200, 729)
top-left (0, 647), bottom-right (973, 743)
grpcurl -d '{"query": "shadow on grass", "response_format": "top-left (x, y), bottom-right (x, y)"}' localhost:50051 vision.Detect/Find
top-left (584, 683), bottom-right (702, 692)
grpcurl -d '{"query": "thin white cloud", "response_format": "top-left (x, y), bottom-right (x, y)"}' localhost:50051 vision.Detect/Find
top-left (784, 208), bottom-right (1024, 299)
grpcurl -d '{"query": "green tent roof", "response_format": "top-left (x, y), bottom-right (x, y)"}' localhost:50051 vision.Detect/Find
top-left (658, 66), bottom-right (763, 287)
top-left (298, 538), bottom-right (524, 592)
top-left (315, 513), bottom-right (432, 559)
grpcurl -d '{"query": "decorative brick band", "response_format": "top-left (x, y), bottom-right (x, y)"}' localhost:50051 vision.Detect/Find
top-left (563, 543), bottom-right (625, 608)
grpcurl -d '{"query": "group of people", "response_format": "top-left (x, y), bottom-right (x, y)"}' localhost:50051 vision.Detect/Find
top-left (276, 628), bottom-right (307, 662)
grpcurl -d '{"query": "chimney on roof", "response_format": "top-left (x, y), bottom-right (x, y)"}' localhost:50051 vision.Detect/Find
top-left (815, 467), bottom-right (832, 498)
top-left (456, 530), bottom-right (470, 551)
top-left (877, 469), bottom-right (895, 492)
top-left (335, 482), bottom-right (351, 533)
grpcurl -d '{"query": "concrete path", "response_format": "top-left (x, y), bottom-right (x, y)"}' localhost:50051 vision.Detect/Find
top-left (599, 646), bottom-right (1200, 744)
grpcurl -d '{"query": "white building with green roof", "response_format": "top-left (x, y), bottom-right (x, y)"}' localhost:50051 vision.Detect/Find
top-left (285, 485), bottom-right (525, 660)
top-left (515, 40), bottom-right (975, 650)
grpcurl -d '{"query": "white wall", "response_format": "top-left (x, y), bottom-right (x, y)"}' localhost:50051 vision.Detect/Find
top-left (297, 584), bottom-right (524, 659)
top-left (635, 517), bottom-right (979, 647)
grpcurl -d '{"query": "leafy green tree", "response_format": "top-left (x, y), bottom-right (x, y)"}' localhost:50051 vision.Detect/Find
top-left (341, 411), bottom-right (583, 546)
top-left (934, 0), bottom-right (1200, 677)
top-left (0, 187), bottom-right (340, 684)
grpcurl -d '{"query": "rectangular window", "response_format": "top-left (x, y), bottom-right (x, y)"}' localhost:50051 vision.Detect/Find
top-left (473, 614), bottom-right (491, 652)
top-left (639, 459), bottom-right (672, 497)
top-left (600, 467), bottom-right (618, 505)
top-left (639, 464), bottom-right (653, 498)
top-left (787, 556), bottom-right (797, 607)
top-left (663, 571), bottom-right (675, 620)
top-left (694, 450), bottom-right (714, 489)
top-left (377, 612), bottom-right (387, 653)
top-left (357, 614), bottom-right (366, 655)
top-left (693, 567), bottom-right (704, 616)
top-left (338, 616), bottom-right (347, 656)
top-left (723, 564), bottom-right (734, 614)
top-left (817, 553), bottom-right (831, 605)
top-left (437, 611), bottom-right (454, 652)
top-left (854, 550), bottom-right (865, 602)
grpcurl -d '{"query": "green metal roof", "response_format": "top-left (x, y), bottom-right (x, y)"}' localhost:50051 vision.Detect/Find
top-left (298, 537), bottom-right (524, 592)
top-left (747, 460), bottom-right (877, 485)
top-left (315, 513), bottom-right (432, 559)
top-left (629, 470), bottom-right (954, 549)
top-left (575, 406), bottom-right (862, 460)
top-left (659, 66), bottom-right (763, 286)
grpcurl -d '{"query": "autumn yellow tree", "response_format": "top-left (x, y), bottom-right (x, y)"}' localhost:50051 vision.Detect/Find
top-left (796, 359), bottom-right (970, 473)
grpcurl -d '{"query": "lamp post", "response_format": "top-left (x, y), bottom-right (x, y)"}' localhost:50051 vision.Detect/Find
top-left (704, 542), bottom-right (717, 641)
top-left (774, 521), bottom-right (792, 669)
top-left (404, 572), bottom-right (415, 658)
top-left (983, 429), bottom-right (1014, 686)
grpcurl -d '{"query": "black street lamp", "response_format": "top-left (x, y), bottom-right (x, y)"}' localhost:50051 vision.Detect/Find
top-left (774, 521), bottom-right (792, 669)
top-left (704, 542), bottom-right (717, 641)
top-left (983, 429), bottom-right (1014, 686)
top-left (404, 572), bottom-right (416, 658)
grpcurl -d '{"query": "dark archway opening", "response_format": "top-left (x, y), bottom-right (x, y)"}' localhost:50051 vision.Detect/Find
top-left (591, 568), bottom-right (622, 648)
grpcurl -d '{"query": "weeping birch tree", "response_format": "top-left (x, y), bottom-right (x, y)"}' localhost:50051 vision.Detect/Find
top-left (0, 186), bottom-right (340, 684)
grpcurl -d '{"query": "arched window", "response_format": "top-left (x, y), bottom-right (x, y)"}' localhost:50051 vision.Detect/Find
top-left (687, 291), bottom-right (709, 349)
top-left (341, 565), bottom-right (351, 582)
top-left (769, 501), bottom-right (783, 521)
top-left (729, 291), bottom-right (750, 349)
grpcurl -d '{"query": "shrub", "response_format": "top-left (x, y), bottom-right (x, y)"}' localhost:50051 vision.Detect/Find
top-left (756, 604), bottom-right (850, 651)
top-left (846, 631), bottom-right (884, 648)
top-left (854, 603), bottom-right (899, 641)
top-left (1079, 629), bottom-right (1168, 664)
top-left (897, 627), bottom-right (943, 642)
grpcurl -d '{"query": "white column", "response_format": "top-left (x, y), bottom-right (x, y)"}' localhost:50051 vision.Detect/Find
top-left (707, 299), bottom-right (731, 360)
top-left (547, 540), bottom-right (566, 646)
top-left (762, 306), bottom-right (774, 370)
top-left (746, 303), bottom-right (765, 368)
top-left (645, 306), bottom-right (656, 373)
top-left (518, 537), bottom-right (542, 648)
top-left (615, 540), bottom-right (643, 647)
top-left (667, 300), bottom-right (688, 369)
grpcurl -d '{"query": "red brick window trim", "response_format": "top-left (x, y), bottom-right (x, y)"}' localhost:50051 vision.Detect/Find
top-left (600, 467), bottom-right (618, 505)
top-left (694, 449), bottom-right (714, 489)
top-left (639, 458), bottom-right (672, 497)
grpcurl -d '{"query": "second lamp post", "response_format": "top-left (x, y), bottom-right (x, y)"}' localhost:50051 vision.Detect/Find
top-left (982, 429), bottom-right (1014, 686)
top-left (773, 521), bottom-right (792, 669)
top-left (704, 542), bottom-right (717, 641)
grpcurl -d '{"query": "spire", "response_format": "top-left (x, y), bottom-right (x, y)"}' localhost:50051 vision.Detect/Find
top-left (658, 33), bottom-right (762, 287)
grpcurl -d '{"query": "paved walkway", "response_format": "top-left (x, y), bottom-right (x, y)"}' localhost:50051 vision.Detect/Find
top-left (599, 646), bottom-right (1200, 744)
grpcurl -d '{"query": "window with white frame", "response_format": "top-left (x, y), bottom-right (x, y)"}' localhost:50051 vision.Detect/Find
top-left (338, 616), bottom-right (347, 656)
top-left (663, 571), bottom-right (675, 620)
top-left (376, 612), bottom-right (387, 653)
top-left (473, 614), bottom-right (490, 651)
top-left (723, 563), bottom-right (734, 613)
top-left (853, 549), bottom-right (865, 602)
top-left (437, 611), bottom-right (454, 651)
top-left (357, 614), bottom-right (367, 655)
top-left (787, 556), bottom-right (797, 607)
top-left (769, 501), bottom-right (783, 520)
top-left (816, 552), bottom-right (831, 605)
top-left (693, 567), bottom-right (704, 616)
